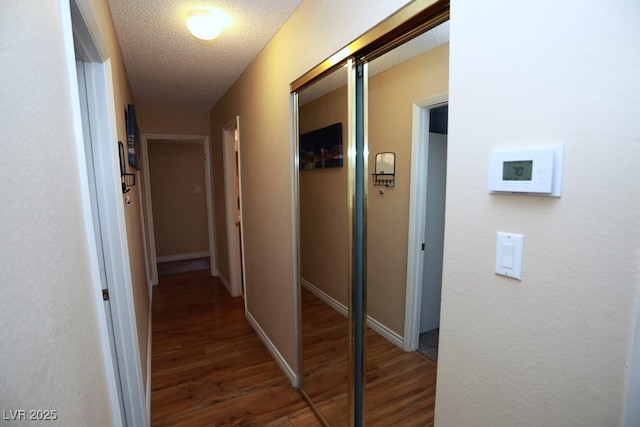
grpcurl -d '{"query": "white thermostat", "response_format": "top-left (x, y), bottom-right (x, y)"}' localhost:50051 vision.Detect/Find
top-left (488, 145), bottom-right (564, 196)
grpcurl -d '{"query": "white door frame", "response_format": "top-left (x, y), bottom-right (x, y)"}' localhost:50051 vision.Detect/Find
top-left (624, 286), bottom-right (640, 426)
top-left (75, 58), bottom-right (128, 424)
top-left (403, 93), bottom-right (448, 351)
top-left (222, 117), bottom-right (246, 298)
top-left (65, 0), bottom-right (147, 424)
top-left (141, 134), bottom-right (218, 285)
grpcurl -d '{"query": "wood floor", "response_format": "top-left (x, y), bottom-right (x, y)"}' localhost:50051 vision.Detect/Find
top-left (151, 267), bottom-right (437, 426)
top-left (300, 288), bottom-right (438, 426)
top-left (151, 269), bottom-right (321, 426)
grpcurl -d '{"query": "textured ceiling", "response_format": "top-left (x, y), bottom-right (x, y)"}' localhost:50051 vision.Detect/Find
top-left (107, 0), bottom-right (304, 110)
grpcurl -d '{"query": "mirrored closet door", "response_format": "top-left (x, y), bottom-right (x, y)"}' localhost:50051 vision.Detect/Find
top-left (363, 20), bottom-right (449, 425)
top-left (293, 1), bottom-right (450, 425)
top-left (297, 63), bottom-right (351, 426)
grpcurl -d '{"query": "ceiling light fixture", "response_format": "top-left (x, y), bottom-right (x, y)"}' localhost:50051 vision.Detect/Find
top-left (186, 8), bottom-right (231, 41)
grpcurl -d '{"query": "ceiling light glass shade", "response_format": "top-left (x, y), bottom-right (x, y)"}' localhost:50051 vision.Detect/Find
top-left (186, 9), bottom-right (231, 40)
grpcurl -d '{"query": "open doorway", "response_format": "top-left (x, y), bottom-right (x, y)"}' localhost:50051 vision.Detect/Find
top-left (417, 104), bottom-right (448, 362)
top-left (404, 95), bottom-right (448, 358)
top-left (222, 117), bottom-right (245, 298)
top-left (141, 134), bottom-right (217, 285)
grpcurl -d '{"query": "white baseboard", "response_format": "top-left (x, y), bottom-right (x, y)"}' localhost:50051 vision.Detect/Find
top-left (367, 314), bottom-right (404, 349)
top-left (156, 251), bottom-right (209, 263)
top-left (218, 273), bottom-right (232, 296)
top-left (246, 310), bottom-right (298, 387)
top-left (301, 278), bottom-right (347, 318)
top-left (301, 278), bottom-right (405, 350)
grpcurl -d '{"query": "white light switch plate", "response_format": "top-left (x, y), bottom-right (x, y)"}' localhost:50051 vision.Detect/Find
top-left (495, 232), bottom-right (524, 280)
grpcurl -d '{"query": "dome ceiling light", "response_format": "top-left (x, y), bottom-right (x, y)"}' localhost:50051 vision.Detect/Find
top-left (186, 8), bottom-right (232, 41)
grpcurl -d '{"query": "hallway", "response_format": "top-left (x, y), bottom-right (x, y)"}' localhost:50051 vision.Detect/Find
top-left (151, 268), bottom-right (321, 425)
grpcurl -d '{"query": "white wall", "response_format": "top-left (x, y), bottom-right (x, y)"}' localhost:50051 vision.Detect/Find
top-left (0, 1), bottom-right (114, 424)
top-left (436, 1), bottom-right (640, 426)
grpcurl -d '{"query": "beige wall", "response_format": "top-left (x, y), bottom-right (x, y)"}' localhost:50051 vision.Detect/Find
top-left (124, 175), bottom-right (150, 388)
top-left (297, 44), bottom-right (449, 336)
top-left (148, 141), bottom-right (209, 257)
top-left (210, 0), bottom-right (640, 423)
top-left (136, 104), bottom-right (211, 136)
top-left (131, 105), bottom-right (210, 284)
top-left (434, 1), bottom-right (640, 426)
top-left (368, 43), bottom-right (449, 335)
top-left (210, 0), bottom-right (413, 372)
top-left (299, 85), bottom-right (349, 307)
top-left (0, 0), bottom-right (143, 423)
top-left (6, 0), bottom-right (636, 424)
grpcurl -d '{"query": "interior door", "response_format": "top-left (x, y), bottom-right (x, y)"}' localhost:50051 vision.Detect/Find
top-left (75, 59), bottom-right (126, 424)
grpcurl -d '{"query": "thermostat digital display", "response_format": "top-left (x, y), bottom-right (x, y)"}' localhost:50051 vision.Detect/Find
top-left (488, 145), bottom-right (564, 196)
top-left (503, 160), bottom-right (533, 181)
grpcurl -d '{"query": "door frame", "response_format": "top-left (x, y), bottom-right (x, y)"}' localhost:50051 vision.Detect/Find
top-left (141, 134), bottom-right (218, 285)
top-left (625, 287), bottom-right (640, 426)
top-left (65, 0), bottom-right (147, 424)
top-left (222, 117), bottom-right (246, 298)
top-left (75, 58), bottom-right (128, 424)
top-left (403, 93), bottom-right (448, 351)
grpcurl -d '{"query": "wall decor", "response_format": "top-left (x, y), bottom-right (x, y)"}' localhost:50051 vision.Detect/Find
top-left (125, 104), bottom-right (141, 170)
top-left (372, 152), bottom-right (396, 187)
top-left (118, 141), bottom-right (136, 193)
top-left (299, 122), bottom-right (343, 169)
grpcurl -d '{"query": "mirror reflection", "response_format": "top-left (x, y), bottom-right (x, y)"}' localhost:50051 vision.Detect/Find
top-left (297, 19), bottom-right (450, 425)
top-left (298, 65), bottom-right (349, 426)
top-left (364, 21), bottom-right (449, 424)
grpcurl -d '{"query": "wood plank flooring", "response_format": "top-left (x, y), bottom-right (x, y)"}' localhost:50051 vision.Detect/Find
top-left (300, 288), bottom-right (438, 426)
top-left (300, 288), bottom-right (349, 425)
top-left (151, 267), bottom-right (437, 426)
top-left (151, 269), bottom-right (321, 426)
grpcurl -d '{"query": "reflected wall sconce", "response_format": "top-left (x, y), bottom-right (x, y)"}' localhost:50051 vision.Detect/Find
top-left (372, 152), bottom-right (396, 187)
top-left (186, 8), bottom-right (232, 40)
top-left (119, 141), bottom-right (136, 193)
